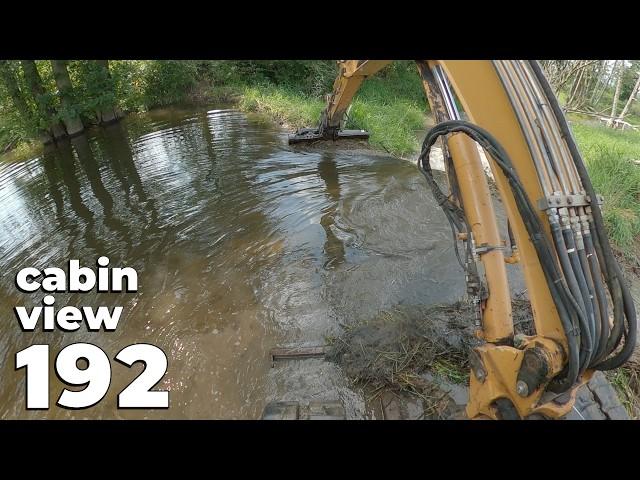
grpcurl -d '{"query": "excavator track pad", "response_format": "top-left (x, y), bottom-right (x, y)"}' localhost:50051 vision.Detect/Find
top-left (262, 401), bottom-right (346, 420)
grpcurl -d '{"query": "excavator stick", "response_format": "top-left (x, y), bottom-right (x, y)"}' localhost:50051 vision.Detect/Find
top-left (284, 60), bottom-right (636, 419)
top-left (288, 60), bottom-right (392, 144)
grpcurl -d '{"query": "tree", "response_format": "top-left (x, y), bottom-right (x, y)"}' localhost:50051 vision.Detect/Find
top-left (616, 69), bottom-right (640, 122)
top-left (610, 61), bottom-right (624, 121)
top-left (0, 60), bottom-right (40, 138)
top-left (92, 60), bottom-right (123, 124)
top-left (20, 60), bottom-right (67, 140)
top-left (51, 60), bottom-right (84, 136)
top-left (591, 60), bottom-right (616, 107)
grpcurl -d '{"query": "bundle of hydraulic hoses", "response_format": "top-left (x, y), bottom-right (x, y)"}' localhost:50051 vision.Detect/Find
top-left (416, 61), bottom-right (636, 393)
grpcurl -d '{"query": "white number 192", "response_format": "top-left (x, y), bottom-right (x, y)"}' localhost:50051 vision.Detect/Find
top-left (15, 343), bottom-right (169, 410)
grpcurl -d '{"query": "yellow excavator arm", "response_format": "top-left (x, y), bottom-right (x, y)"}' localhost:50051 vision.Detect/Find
top-left (289, 60), bottom-right (637, 420)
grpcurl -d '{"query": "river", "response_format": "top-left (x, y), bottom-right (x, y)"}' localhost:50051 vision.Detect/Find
top-left (0, 106), bottom-right (471, 419)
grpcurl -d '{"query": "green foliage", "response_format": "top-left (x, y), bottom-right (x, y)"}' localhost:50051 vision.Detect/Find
top-left (0, 101), bottom-right (27, 147)
top-left (571, 121), bottom-right (640, 253)
top-left (69, 61), bottom-right (117, 121)
top-left (199, 60), bottom-right (337, 97)
top-left (607, 367), bottom-right (640, 419)
top-left (106, 60), bottom-right (146, 112)
top-left (345, 62), bottom-right (427, 155)
top-left (238, 61), bottom-right (427, 156)
top-left (620, 60), bottom-right (640, 102)
top-left (0, 61), bottom-right (40, 143)
top-left (140, 60), bottom-right (199, 108)
top-left (239, 85), bottom-right (325, 127)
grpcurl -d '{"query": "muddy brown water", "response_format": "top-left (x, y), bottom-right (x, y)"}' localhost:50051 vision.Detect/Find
top-left (0, 106), bottom-right (523, 419)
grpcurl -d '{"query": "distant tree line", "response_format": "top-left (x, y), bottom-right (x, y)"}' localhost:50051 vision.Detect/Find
top-left (4, 60), bottom-right (635, 153)
top-left (0, 60), bottom-right (342, 153)
top-left (540, 60), bottom-right (640, 127)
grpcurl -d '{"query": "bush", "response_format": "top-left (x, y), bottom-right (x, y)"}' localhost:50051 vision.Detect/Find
top-left (141, 60), bottom-right (199, 108)
top-left (572, 122), bottom-right (640, 252)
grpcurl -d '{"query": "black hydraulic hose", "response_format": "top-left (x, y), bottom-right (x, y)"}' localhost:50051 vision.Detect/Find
top-left (584, 230), bottom-right (610, 363)
top-left (419, 121), bottom-right (580, 390)
top-left (563, 228), bottom-right (596, 342)
top-left (550, 222), bottom-right (592, 372)
top-left (601, 258), bottom-right (637, 370)
top-left (529, 61), bottom-right (637, 370)
top-left (588, 219), bottom-right (624, 355)
top-left (578, 236), bottom-right (602, 362)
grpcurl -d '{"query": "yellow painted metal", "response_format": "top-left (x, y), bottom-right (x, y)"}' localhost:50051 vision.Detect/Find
top-left (447, 134), bottom-right (513, 342)
top-left (416, 60), bottom-right (513, 343)
top-left (466, 338), bottom-right (569, 419)
top-left (308, 59), bottom-right (584, 418)
top-left (323, 60), bottom-right (392, 129)
top-left (437, 60), bottom-right (566, 345)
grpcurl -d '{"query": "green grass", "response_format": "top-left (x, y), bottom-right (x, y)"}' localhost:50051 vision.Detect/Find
top-left (236, 63), bottom-right (428, 157)
top-left (239, 84), bottom-right (325, 129)
top-left (571, 121), bottom-right (640, 253)
top-left (432, 358), bottom-right (469, 385)
top-left (607, 367), bottom-right (640, 419)
top-left (236, 75), bottom-right (640, 254)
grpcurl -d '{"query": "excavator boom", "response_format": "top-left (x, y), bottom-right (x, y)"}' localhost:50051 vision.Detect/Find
top-left (289, 60), bottom-right (392, 143)
top-left (288, 60), bottom-right (637, 419)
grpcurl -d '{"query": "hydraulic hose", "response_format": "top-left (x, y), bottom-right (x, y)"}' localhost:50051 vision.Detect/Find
top-left (550, 221), bottom-right (592, 372)
top-left (418, 120), bottom-right (581, 391)
top-left (529, 61), bottom-right (637, 370)
top-left (563, 228), bottom-right (596, 347)
top-left (578, 237), bottom-right (602, 360)
top-left (584, 231), bottom-right (610, 363)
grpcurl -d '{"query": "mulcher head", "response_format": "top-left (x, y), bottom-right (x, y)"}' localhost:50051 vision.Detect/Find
top-left (288, 127), bottom-right (370, 145)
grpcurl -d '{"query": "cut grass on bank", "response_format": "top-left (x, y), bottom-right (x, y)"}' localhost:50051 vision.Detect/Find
top-left (239, 87), bottom-right (640, 255)
top-left (238, 63), bottom-right (428, 158)
top-left (571, 121), bottom-right (640, 255)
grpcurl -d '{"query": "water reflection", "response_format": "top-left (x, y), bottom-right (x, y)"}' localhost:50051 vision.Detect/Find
top-left (317, 154), bottom-right (345, 269)
top-left (0, 107), bottom-right (464, 419)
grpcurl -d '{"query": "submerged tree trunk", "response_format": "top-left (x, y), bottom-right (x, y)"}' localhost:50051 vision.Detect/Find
top-left (51, 60), bottom-right (84, 136)
top-left (20, 60), bottom-right (67, 141)
top-left (93, 60), bottom-right (123, 124)
top-left (617, 70), bottom-right (640, 122)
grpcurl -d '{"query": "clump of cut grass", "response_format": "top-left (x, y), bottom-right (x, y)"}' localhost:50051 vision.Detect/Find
top-left (606, 366), bottom-right (640, 419)
top-left (325, 302), bottom-right (475, 396)
top-left (325, 302), bottom-right (475, 417)
top-left (326, 300), bottom-right (535, 418)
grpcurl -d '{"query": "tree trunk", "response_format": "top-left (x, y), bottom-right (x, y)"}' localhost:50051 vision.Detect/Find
top-left (593, 60), bottom-right (617, 107)
top-left (610, 61), bottom-right (624, 123)
top-left (0, 60), bottom-right (45, 140)
top-left (94, 60), bottom-right (123, 124)
top-left (616, 70), bottom-right (640, 121)
top-left (567, 63), bottom-right (586, 109)
top-left (51, 60), bottom-right (84, 136)
top-left (20, 60), bottom-right (67, 140)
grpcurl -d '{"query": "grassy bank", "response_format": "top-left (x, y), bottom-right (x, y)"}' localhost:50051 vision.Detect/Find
top-left (235, 79), bottom-right (640, 256)
top-left (236, 62), bottom-right (428, 157)
top-left (570, 121), bottom-right (640, 256)
top-left (3, 61), bottom-right (636, 256)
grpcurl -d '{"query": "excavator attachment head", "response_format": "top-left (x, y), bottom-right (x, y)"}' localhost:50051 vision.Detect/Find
top-left (288, 127), bottom-right (370, 144)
